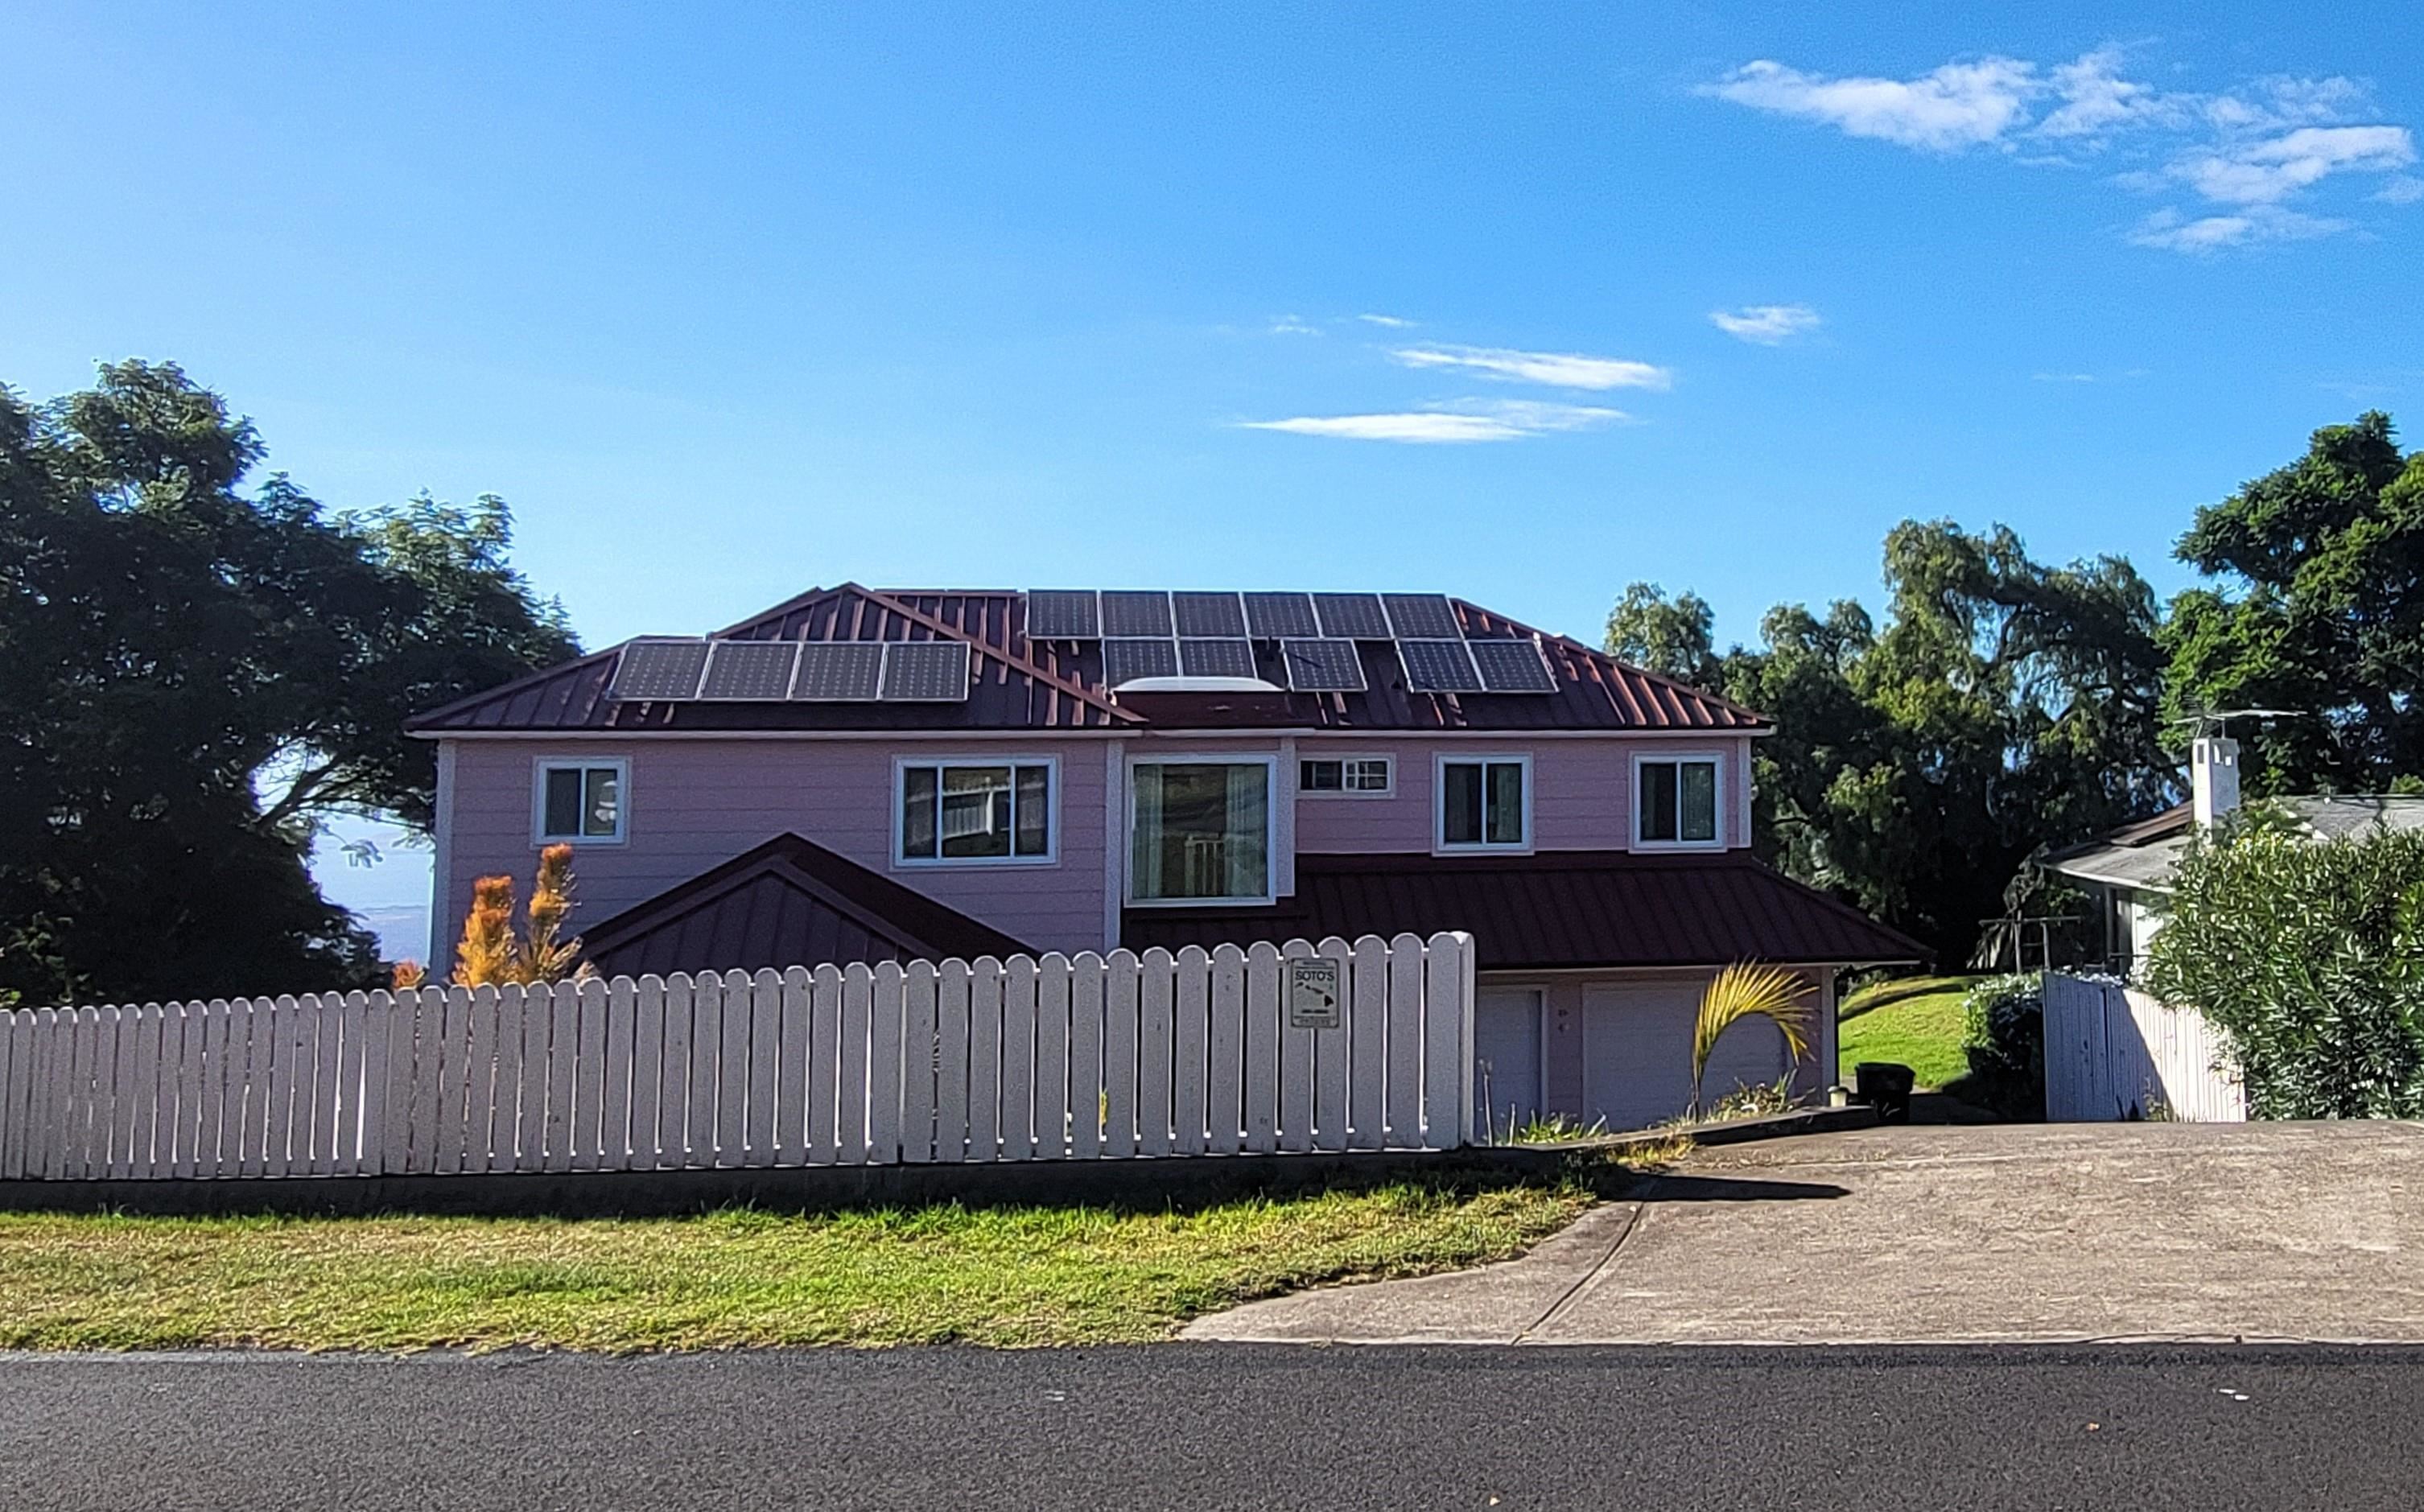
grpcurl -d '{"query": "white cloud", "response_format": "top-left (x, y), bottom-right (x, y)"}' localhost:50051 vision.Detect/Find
top-left (1268, 314), bottom-right (1321, 336)
top-left (2033, 371), bottom-right (2099, 383)
top-left (1355, 313), bottom-right (1415, 328)
top-left (1705, 46), bottom-right (2417, 253)
top-left (2128, 204), bottom-right (2347, 252)
top-left (1709, 304), bottom-right (1822, 344)
top-left (2175, 124), bottom-right (2414, 204)
top-left (1703, 57), bottom-right (2038, 151)
top-left (1389, 344), bottom-right (1672, 390)
top-left (1240, 399), bottom-right (1624, 444)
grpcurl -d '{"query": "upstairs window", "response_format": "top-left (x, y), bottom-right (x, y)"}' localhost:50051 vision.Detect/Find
top-left (1131, 758), bottom-right (1274, 903)
top-left (1637, 755), bottom-right (1722, 847)
top-left (1300, 756), bottom-right (1392, 795)
top-left (1437, 756), bottom-right (1529, 850)
top-left (899, 760), bottom-right (1054, 864)
top-left (537, 760), bottom-right (625, 843)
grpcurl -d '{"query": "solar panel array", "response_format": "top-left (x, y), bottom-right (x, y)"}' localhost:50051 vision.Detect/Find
top-left (1020, 589), bottom-right (1564, 696)
top-left (607, 638), bottom-right (970, 703)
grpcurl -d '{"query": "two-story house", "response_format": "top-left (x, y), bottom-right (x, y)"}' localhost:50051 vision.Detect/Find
top-left (408, 584), bottom-right (1921, 1131)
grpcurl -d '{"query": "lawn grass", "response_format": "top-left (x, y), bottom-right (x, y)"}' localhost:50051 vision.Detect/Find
top-left (0, 1174), bottom-right (1617, 1352)
top-left (1837, 974), bottom-right (1981, 1090)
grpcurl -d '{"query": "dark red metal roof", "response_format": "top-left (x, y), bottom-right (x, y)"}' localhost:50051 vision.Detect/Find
top-left (577, 833), bottom-right (1033, 978)
top-left (409, 585), bottom-right (1768, 735)
top-left (1123, 851), bottom-right (1927, 970)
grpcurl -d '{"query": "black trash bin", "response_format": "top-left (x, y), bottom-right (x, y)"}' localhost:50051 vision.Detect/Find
top-left (1854, 1061), bottom-right (1915, 1123)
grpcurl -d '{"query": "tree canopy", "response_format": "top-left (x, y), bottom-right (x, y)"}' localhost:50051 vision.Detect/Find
top-left (0, 361), bottom-right (575, 1005)
top-left (1610, 411), bottom-right (2422, 966)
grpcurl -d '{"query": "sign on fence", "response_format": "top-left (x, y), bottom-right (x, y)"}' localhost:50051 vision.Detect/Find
top-left (0, 933), bottom-right (1475, 1182)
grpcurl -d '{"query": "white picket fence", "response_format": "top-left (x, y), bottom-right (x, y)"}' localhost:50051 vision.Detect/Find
top-left (0, 934), bottom-right (1474, 1181)
top-left (2043, 973), bottom-right (2247, 1123)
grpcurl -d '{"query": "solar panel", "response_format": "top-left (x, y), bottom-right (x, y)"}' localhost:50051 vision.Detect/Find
top-left (1468, 638), bottom-right (1558, 694)
top-left (879, 641), bottom-right (972, 702)
top-left (1280, 638), bottom-right (1367, 693)
top-left (1382, 593), bottom-right (1462, 639)
top-left (1313, 592), bottom-right (1391, 639)
top-left (789, 641), bottom-right (885, 701)
top-left (1243, 591), bottom-right (1320, 639)
top-left (1099, 590), bottom-right (1173, 637)
top-left (1172, 591), bottom-right (1247, 638)
top-left (1398, 638), bottom-right (1484, 693)
top-left (1179, 638), bottom-right (1259, 679)
top-left (608, 639), bottom-right (711, 700)
top-left (1024, 589), bottom-right (1099, 639)
top-left (1101, 637), bottom-right (1180, 686)
top-left (699, 639), bottom-right (802, 700)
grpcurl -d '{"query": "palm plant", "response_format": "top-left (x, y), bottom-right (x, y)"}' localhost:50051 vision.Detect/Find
top-left (1691, 962), bottom-right (1815, 1119)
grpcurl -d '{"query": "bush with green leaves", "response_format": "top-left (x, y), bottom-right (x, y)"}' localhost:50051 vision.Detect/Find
top-left (2143, 826), bottom-right (2424, 1119)
top-left (1959, 973), bottom-right (2044, 1119)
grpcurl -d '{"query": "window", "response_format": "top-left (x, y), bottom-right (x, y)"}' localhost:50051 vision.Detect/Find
top-left (1636, 755), bottom-right (1722, 847)
top-left (536, 760), bottom-right (625, 843)
top-left (898, 760), bottom-right (1054, 864)
top-left (1300, 756), bottom-right (1392, 795)
top-left (1130, 759), bottom-right (1274, 903)
top-left (1437, 756), bottom-right (1528, 850)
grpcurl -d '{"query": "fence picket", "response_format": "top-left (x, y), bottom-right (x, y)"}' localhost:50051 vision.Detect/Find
top-left (598, 974), bottom-right (637, 1170)
top-left (868, 962), bottom-right (905, 1166)
top-left (1423, 933), bottom-right (1473, 1148)
top-left (1030, 956), bottom-right (1070, 1160)
top-left (995, 957), bottom-right (1035, 1161)
top-left (381, 990), bottom-right (418, 1174)
top-left (1249, 944), bottom-right (1290, 1153)
top-left (1069, 954), bottom-right (1104, 1159)
top-left (686, 974), bottom-right (723, 1168)
top-left (1311, 938), bottom-right (1353, 1152)
top-left (714, 970), bottom-right (752, 1168)
top-left (575, 976), bottom-right (612, 1171)
top-left (627, 976), bottom-right (666, 1170)
top-left (1206, 946), bottom-right (1246, 1156)
top-left (838, 966), bottom-right (874, 1164)
top-left (103, 1004), bottom-right (136, 1178)
top-left (777, 966), bottom-right (812, 1164)
top-left (899, 961), bottom-right (938, 1164)
top-left (964, 960), bottom-right (1001, 1162)
top-left (1102, 951), bottom-right (1139, 1158)
top-left (1384, 936), bottom-right (1425, 1146)
top-left (310, 992), bottom-right (344, 1175)
top-left (510, 983), bottom-right (546, 1172)
top-left (1173, 947), bottom-right (1210, 1156)
top-left (545, 978), bottom-right (581, 1172)
top-left (0, 1010), bottom-right (26, 1180)
top-left (933, 960), bottom-right (971, 1163)
top-left (1136, 949), bottom-right (1175, 1157)
top-left (807, 966), bottom-right (844, 1164)
top-left (39, 1009), bottom-right (71, 1178)
top-left (745, 969), bottom-right (781, 1165)
top-left (658, 974), bottom-right (693, 1168)
top-left (122, 1003), bottom-right (159, 1178)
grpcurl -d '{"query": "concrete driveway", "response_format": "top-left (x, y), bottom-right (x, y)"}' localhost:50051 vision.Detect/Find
top-left (1184, 1121), bottom-right (2424, 1345)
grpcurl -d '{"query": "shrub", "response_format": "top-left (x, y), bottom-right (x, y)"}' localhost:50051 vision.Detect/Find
top-left (1709, 1073), bottom-right (1796, 1121)
top-left (1958, 973), bottom-right (2044, 1119)
top-left (2143, 826), bottom-right (2424, 1119)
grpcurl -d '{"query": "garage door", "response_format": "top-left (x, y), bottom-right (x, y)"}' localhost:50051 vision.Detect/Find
top-left (1582, 979), bottom-right (1787, 1131)
top-left (1473, 987), bottom-right (1543, 1140)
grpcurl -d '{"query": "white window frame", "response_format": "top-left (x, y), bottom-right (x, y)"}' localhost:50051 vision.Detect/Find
top-left (531, 756), bottom-right (629, 847)
top-left (1433, 752), bottom-right (1533, 855)
top-left (1297, 754), bottom-right (1395, 798)
top-left (892, 755), bottom-right (1061, 869)
top-left (1125, 753), bottom-right (1280, 907)
top-left (1631, 750), bottom-right (1727, 851)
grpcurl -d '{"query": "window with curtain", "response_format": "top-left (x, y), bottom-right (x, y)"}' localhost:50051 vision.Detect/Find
top-left (1130, 760), bottom-right (1272, 901)
top-left (898, 760), bottom-right (1053, 862)
top-left (538, 761), bottom-right (624, 842)
top-left (1637, 756), bottom-right (1721, 846)
top-left (1439, 757), bottom-right (1527, 848)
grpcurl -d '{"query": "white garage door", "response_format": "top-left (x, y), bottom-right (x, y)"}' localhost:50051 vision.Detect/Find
top-left (1473, 987), bottom-right (1543, 1139)
top-left (1582, 979), bottom-right (1787, 1131)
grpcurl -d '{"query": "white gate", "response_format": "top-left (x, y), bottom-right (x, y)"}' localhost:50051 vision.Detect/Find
top-left (2042, 974), bottom-right (2246, 1122)
top-left (0, 933), bottom-right (1475, 1180)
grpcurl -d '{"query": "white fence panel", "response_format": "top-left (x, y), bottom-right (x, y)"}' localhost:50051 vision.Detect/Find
top-left (2043, 973), bottom-right (2247, 1123)
top-left (0, 933), bottom-right (1474, 1180)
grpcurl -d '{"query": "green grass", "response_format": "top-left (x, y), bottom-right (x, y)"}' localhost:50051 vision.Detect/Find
top-left (0, 1175), bottom-right (1625, 1352)
top-left (1837, 974), bottom-right (1982, 1090)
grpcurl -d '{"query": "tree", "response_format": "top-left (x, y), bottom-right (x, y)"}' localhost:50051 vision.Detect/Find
top-left (1689, 962), bottom-right (1812, 1117)
top-left (0, 361), bottom-right (577, 1005)
top-left (1610, 521), bottom-right (2171, 964)
top-left (2164, 411), bottom-right (2424, 793)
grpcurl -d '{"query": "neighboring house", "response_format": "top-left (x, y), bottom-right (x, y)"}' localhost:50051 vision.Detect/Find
top-left (2043, 735), bottom-right (2424, 978)
top-left (407, 584), bottom-right (1921, 1131)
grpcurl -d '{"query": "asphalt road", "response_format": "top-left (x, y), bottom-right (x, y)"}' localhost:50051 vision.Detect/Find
top-left (4, 1345), bottom-right (2419, 1510)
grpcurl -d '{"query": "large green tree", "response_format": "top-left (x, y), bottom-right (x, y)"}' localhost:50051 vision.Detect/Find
top-left (1610, 523), bottom-right (2171, 965)
top-left (2164, 411), bottom-right (2424, 793)
top-left (0, 361), bottom-right (576, 1005)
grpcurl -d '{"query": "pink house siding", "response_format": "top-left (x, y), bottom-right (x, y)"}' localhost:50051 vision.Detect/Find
top-left (1292, 735), bottom-right (1758, 855)
top-left (438, 737), bottom-right (1111, 961)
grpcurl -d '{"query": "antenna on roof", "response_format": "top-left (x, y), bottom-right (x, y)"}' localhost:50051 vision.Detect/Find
top-left (2170, 707), bottom-right (2296, 740)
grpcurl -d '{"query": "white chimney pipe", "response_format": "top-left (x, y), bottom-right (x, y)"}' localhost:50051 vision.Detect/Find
top-left (2192, 735), bottom-right (2241, 830)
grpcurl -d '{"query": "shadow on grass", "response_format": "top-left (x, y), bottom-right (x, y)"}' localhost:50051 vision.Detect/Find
top-left (1837, 974), bottom-right (1981, 1024)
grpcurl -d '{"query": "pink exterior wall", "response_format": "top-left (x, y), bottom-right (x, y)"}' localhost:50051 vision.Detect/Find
top-left (438, 737), bottom-right (1112, 961)
top-left (1292, 735), bottom-right (1757, 854)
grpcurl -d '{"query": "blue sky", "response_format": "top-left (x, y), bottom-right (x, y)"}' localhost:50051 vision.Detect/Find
top-left (6, 2), bottom-right (2418, 943)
